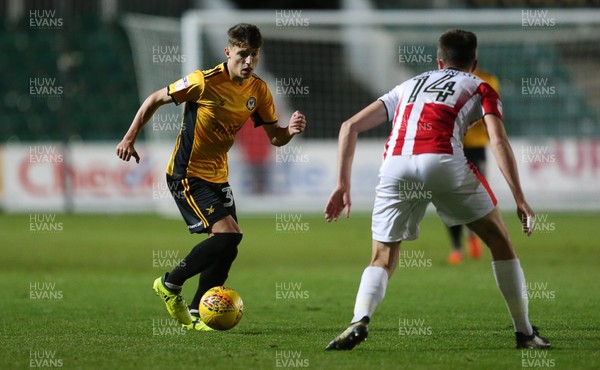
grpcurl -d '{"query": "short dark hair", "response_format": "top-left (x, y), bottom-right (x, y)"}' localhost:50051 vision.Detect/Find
top-left (227, 23), bottom-right (263, 49)
top-left (437, 29), bottom-right (477, 70)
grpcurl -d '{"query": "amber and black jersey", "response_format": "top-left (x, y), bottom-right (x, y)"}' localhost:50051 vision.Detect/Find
top-left (463, 69), bottom-right (500, 149)
top-left (166, 63), bottom-right (278, 183)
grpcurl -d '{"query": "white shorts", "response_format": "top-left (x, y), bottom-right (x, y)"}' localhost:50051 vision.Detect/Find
top-left (371, 153), bottom-right (497, 242)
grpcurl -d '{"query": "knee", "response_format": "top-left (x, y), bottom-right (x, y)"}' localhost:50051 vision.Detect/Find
top-left (370, 241), bottom-right (401, 277)
top-left (211, 216), bottom-right (242, 233)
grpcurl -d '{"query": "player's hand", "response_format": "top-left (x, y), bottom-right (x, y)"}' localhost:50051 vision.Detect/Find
top-left (517, 201), bottom-right (535, 236)
top-left (287, 110), bottom-right (306, 136)
top-left (325, 186), bottom-right (351, 222)
top-left (116, 139), bottom-right (140, 163)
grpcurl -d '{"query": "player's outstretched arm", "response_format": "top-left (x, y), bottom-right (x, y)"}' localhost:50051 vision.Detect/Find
top-left (484, 114), bottom-right (535, 236)
top-left (325, 100), bottom-right (388, 222)
top-left (262, 110), bottom-right (306, 147)
top-left (116, 87), bottom-right (173, 163)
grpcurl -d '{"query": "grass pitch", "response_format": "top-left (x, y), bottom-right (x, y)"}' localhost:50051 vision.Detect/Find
top-left (1, 212), bottom-right (599, 369)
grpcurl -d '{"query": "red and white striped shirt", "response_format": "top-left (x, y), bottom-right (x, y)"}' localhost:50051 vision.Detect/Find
top-left (379, 69), bottom-right (502, 157)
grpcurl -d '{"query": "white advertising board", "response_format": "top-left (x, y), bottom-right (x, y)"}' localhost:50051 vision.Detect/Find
top-left (486, 139), bottom-right (600, 211)
top-left (2, 143), bottom-right (172, 213)
top-left (1, 139), bottom-right (598, 213)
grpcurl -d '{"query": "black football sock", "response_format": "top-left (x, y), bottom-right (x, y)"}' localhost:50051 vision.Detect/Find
top-left (189, 249), bottom-right (238, 311)
top-left (166, 233), bottom-right (242, 287)
top-left (448, 225), bottom-right (463, 251)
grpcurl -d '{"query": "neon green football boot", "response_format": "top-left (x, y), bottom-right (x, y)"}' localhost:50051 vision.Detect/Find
top-left (183, 315), bottom-right (215, 331)
top-left (152, 274), bottom-right (192, 325)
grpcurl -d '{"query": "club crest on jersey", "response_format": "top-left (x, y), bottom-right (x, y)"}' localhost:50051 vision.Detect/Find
top-left (246, 97), bottom-right (257, 111)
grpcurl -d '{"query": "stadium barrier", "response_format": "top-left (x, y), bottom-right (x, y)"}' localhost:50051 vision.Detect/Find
top-left (1, 138), bottom-right (599, 213)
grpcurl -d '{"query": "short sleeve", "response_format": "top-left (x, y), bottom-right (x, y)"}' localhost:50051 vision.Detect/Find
top-left (252, 83), bottom-right (278, 127)
top-left (167, 71), bottom-right (205, 105)
top-left (378, 85), bottom-right (403, 122)
top-left (477, 82), bottom-right (503, 120)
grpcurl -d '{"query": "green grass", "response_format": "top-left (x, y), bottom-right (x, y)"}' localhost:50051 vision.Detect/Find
top-left (1, 212), bottom-right (599, 369)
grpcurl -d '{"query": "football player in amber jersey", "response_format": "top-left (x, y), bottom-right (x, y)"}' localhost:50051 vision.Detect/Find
top-left (447, 69), bottom-right (501, 264)
top-left (324, 29), bottom-right (549, 350)
top-left (117, 24), bottom-right (306, 330)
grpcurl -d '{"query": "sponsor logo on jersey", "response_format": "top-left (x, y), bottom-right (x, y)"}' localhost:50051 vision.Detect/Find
top-left (174, 76), bottom-right (189, 92)
top-left (187, 220), bottom-right (204, 230)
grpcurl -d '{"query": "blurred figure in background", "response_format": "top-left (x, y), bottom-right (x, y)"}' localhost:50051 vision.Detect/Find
top-left (237, 117), bottom-right (272, 194)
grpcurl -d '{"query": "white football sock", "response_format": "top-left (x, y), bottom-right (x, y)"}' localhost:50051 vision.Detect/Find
top-left (492, 259), bottom-right (533, 335)
top-left (164, 281), bottom-right (182, 292)
top-left (351, 266), bottom-right (389, 323)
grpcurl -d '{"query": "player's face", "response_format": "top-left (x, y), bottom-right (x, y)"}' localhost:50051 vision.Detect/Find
top-left (225, 45), bottom-right (260, 84)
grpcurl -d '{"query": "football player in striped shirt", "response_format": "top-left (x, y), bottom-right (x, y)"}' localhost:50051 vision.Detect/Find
top-left (324, 29), bottom-right (549, 350)
top-left (117, 23), bottom-right (306, 330)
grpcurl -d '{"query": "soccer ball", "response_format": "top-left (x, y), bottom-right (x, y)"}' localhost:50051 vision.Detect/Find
top-left (199, 286), bottom-right (244, 330)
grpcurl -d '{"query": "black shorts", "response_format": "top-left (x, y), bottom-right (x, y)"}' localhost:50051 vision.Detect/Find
top-left (464, 147), bottom-right (487, 177)
top-left (166, 175), bottom-right (237, 234)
